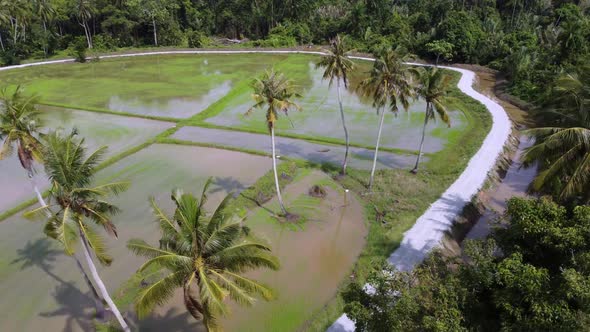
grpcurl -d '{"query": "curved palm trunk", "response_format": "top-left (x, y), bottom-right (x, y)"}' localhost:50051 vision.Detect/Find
top-left (270, 126), bottom-right (288, 215)
top-left (369, 108), bottom-right (386, 191)
top-left (337, 79), bottom-right (350, 175)
top-left (30, 177), bottom-right (106, 317)
top-left (412, 103), bottom-right (430, 174)
top-left (79, 232), bottom-right (130, 332)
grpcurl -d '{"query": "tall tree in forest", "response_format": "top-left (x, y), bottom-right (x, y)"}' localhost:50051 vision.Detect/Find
top-left (75, 0), bottom-right (94, 48)
top-left (34, 0), bottom-right (55, 57)
top-left (247, 69), bottom-right (301, 215)
top-left (316, 35), bottom-right (355, 175)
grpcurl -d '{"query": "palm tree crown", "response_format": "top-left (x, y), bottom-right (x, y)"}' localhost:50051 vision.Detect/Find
top-left (413, 66), bottom-right (453, 126)
top-left (0, 86), bottom-right (44, 176)
top-left (128, 179), bottom-right (279, 331)
top-left (316, 35), bottom-right (354, 88)
top-left (248, 69), bottom-right (301, 131)
top-left (27, 130), bottom-right (129, 264)
top-left (359, 49), bottom-right (415, 113)
top-left (523, 66), bottom-right (590, 202)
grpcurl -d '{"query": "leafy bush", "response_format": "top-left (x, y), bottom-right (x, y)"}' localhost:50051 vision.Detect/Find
top-left (187, 30), bottom-right (209, 48)
top-left (0, 50), bottom-right (20, 66)
top-left (92, 34), bottom-right (119, 51)
top-left (69, 37), bottom-right (87, 63)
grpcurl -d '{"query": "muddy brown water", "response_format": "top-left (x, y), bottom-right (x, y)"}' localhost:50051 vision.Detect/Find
top-left (465, 136), bottom-right (537, 239)
top-left (0, 146), bottom-right (367, 332)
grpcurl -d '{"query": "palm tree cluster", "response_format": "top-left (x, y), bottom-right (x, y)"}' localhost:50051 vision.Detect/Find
top-left (314, 37), bottom-right (454, 190)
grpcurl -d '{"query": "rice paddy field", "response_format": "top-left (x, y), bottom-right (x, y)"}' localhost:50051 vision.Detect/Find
top-left (0, 53), bottom-right (484, 331)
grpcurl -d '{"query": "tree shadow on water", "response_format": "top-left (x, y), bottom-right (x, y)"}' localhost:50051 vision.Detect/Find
top-left (39, 282), bottom-right (97, 332)
top-left (134, 307), bottom-right (206, 332)
top-left (11, 238), bottom-right (67, 284)
top-left (210, 176), bottom-right (247, 195)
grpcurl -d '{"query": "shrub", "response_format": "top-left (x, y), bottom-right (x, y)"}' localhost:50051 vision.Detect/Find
top-left (0, 50), bottom-right (20, 66)
top-left (69, 37), bottom-right (87, 63)
top-left (187, 30), bottom-right (209, 48)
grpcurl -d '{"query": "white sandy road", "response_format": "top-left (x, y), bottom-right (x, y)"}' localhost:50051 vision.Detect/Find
top-left (0, 50), bottom-right (512, 331)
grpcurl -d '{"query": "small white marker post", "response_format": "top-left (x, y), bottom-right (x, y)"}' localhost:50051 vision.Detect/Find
top-left (344, 189), bottom-right (349, 206)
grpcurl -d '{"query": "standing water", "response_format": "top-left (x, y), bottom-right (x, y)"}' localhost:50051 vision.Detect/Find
top-left (465, 135), bottom-right (537, 240)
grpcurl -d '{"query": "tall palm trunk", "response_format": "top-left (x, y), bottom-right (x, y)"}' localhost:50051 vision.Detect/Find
top-left (270, 126), bottom-right (288, 215)
top-left (31, 177), bottom-right (105, 316)
top-left (369, 108), bottom-right (386, 191)
top-left (0, 32), bottom-right (4, 51)
top-left (79, 231), bottom-right (130, 332)
top-left (511, 1), bottom-right (517, 28)
top-left (412, 103), bottom-right (430, 174)
top-left (42, 20), bottom-right (48, 57)
top-left (337, 78), bottom-right (350, 175)
top-left (81, 21), bottom-right (92, 49)
top-left (152, 17), bottom-right (158, 46)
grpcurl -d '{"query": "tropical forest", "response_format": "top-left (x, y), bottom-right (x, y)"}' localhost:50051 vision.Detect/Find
top-left (0, 0), bottom-right (588, 331)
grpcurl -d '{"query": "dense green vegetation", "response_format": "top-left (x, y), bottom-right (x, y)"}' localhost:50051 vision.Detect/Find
top-left (1, 0), bottom-right (588, 104)
top-left (344, 198), bottom-right (590, 331)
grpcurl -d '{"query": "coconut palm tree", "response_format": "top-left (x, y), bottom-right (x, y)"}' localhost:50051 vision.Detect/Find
top-left (0, 86), bottom-right (45, 204)
top-left (25, 130), bottom-right (131, 332)
top-left (359, 49), bottom-right (414, 190)
top-left (247, 69), bottom-right (301, 215)
top-left (1, 89), bottom-right (108, 318)
top-left (522, 67), bottom-right (590, 202)
top-left (127, 179), bottom-right (279, 331)
top-left (410, 67), bottom-right (453, 174)
top-left (316, 35), bottom-right (355, 175)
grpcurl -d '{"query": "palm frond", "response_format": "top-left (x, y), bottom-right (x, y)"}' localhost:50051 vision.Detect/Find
top-left (135, 270), bottom-right (186, 318)
top-left (223, 270), bottom-right (276, 301)
top-left (127, 239), bottom-right (178, 259)
top-left (208, 269), bottom-right (255, 306)
top-left (197, 268), bottom-right (228, 316)
top-left (79, 221), bottom-right (113, 266)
